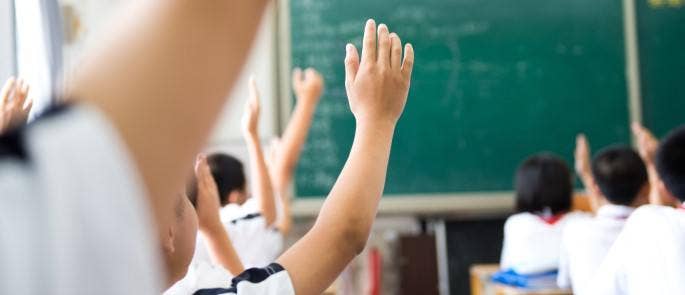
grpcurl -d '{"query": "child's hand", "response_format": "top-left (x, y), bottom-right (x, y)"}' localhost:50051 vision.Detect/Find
top-left (194, 154), bottom-right (222, 232)
top-left (575, 134), bottom-right (592, 179)
top-left (344, 19), bottom-right (414, 128)
top-left (242, 76), bottom-right (261, 138)
top-left (1, 77), bottom-right (33, 133)
top-left (292, 68), bottom-right (324, 106)
top-left (631, 122), bottom-right (659, 166)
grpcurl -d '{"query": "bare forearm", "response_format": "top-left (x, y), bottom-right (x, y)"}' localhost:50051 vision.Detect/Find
top-left (278, 121), bottom-right (395, 295)
top-left (245, 135), bottom-right (277, 225)
top-left (201, 223), bottom-right (245, 276)
top-left (579, 174), bottom-right (602, 212)
top-left (273, 103), bottom-right (317, 191)
top-left (67, 1), bottom-right (268, 236)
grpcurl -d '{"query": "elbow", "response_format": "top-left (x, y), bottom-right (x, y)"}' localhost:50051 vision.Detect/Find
top-left (341, 221), bottom-right (371, 255)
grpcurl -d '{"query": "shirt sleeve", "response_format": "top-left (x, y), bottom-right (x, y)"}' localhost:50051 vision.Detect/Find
top-left (556, 230), bottom-right (572, 289)
top-left (0, 105), bottom-right (163, 294)
top-left (194, 263), bottom-right (295, 295)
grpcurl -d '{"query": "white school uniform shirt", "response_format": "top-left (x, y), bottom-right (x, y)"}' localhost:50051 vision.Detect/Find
top-left (0, 105), bottom-right (163, 294)
top-left (500, 211), bottom-right (589, 274)
top-left (194, 198), bottom-right (284, 270)
top-left (591, 205), bottom-right (685, 295)
top-left (166, 262), bottom-right (295, 295)
top-left (557, 204), bottom-right (634, 295)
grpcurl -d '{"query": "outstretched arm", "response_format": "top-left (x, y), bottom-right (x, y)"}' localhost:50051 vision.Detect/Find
top-left (272, 68), bottom-right (324, 234)
top-left (195, 155), bottom-right (245, 276)
top-left (65, 0), bottom-right (269, 240)
top-left (575, 134), bottom-right (603, 212)
top-left (243, 78), bottom-right (277, 226)
top-left (277, 20), bottom-right (414, 295)
top-left (631, 122), bottom-right (675, 206)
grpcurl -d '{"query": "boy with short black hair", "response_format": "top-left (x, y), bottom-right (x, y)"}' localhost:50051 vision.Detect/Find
top-left (593, 125), bottom-right (685, 294)
top-left (557, 135), bottom-right (649, 295)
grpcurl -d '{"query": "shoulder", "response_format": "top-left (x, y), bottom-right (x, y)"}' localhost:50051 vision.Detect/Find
top-left (193, 263), bottom-right (294, 295)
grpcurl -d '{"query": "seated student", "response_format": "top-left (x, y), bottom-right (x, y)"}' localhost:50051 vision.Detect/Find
top-left (592, 125), bottom-right (685, 295)
top-left (193, 69), bottom-right (322, 269)
top-left (0, 0), bottom-right (414, 292)
top-left (557, 135), bottom-right (649, 294)
top-left (631, 122), bottom-right (679, 207)
top-left (500, 154), bottom-right (587, 275)
top-left (0, 77), bottom-right (32, 133)
top-left (165, 156), bottom-right (246, 294)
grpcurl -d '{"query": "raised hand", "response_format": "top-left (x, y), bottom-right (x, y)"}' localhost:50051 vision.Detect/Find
top-left (0, 77), bottom-right (33, 133)
top-left (194, 154), bottom-right (222, 231)
top-left (631, 122), bottom-right (659, 166)
top-left (575, 134), bottom-right (592, 179)
top-left (292, 68), bottom-right (324, 106)
top-left (242, 76), bottom-right (262, 138)
top-left (344, 19), bottom-right (414, 128)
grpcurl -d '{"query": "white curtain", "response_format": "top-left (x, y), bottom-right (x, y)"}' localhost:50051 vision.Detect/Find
top-left (14, 0), bottom-right (62, 119)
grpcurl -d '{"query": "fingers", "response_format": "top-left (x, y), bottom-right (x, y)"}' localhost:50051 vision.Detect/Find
top-left (344, 43), bottom-right (360, 89)
top-left (248, 75), bottom-right (261, 111)
top-left (1, 77), bottom-right (16, 105)
top-left (304, 68), bottom-right (316, 82)
top-left (361, 19), bottom-right (377, 64)
top-left (390, 33), bottom-right (402, 69)
top-left (401, 43), bottom-right (415, 78)
top-left (292, 68), bottom-right (303, 89)
top-left (377, 24), bottom-right (391, 68)
top-left (575, 134), bottom-right (588, 154)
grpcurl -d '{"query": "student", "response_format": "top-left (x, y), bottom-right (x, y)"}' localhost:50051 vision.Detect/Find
top-left (592, 125), bottom-right (685, 294)
top-left (0, 77), bottom-right (32, 133)
top-left (500, 153), bottom-right (586, 275)
top-left (193, 68), bottom-right (322, 270)
top-left (165, 156), bottom-right (245, 294)
top-left (0, 0), bottom-right (414, 293)
top-left (192, 77), bottom-right (281, 270)
top-left (557, 135), bottom-right (649, 294)
top-left (631, 122), bottom-right (678, 207)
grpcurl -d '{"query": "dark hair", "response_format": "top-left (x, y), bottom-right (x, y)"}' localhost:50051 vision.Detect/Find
top-left (515, 153), bottom-right (572, 215)
top-left (207, 153), bottom-right (246, 206)
top-left (656, 125), bottom-right (685, 202)
top-left (591, 146), bottom-right (647, 206)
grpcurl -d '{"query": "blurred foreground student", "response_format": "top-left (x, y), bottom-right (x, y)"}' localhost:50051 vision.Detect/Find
top-left (500, 154), bottom-right (586, 275)
top-left (593, 126), bottom-right (685, 294)
top-left (557, 135), bottom-right (648, 294)
top-left (193, 69), bottom-right (322, 270)
top-left (0, 0), bottom-right (414, 294)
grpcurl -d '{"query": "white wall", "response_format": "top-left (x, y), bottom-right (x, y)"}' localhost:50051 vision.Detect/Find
top-left (60, 0), bottom-right (279, 148)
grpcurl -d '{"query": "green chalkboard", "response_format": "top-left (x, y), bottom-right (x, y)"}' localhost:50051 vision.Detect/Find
top-left (291, 0), bottom-right (631, 198)
top-left (637, 0), bottom-right (685, 137)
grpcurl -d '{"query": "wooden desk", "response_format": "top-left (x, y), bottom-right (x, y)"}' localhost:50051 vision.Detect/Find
top-left (470, 264), bottom-right (572, 295)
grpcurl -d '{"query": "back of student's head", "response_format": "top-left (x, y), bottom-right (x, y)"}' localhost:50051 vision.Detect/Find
top-left (656, 125), bottom-right (685, 202)
top-left (207, 153), bottom-right (246, 206)
top-left (591, 146), bottom-right (648, 206)
top-left (515, 153), bottom-right (572, 215)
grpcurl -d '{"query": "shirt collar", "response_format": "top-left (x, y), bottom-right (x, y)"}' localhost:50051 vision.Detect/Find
top-left (597, 204), bottom-right (635, 220)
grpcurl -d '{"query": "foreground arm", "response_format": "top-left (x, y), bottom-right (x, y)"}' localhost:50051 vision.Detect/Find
top-left (575, 134), bottom-right (603, 212)
top-left (277, 20), bottom-right (414, 295)
top-left (66, 0), bottom-right (269, 237)
top-left (195, 155), bottom-right (245, 276)
top-left (272, 68), bottom-right (324, 234)
top-left (243, 78), bottom-right (277, 226)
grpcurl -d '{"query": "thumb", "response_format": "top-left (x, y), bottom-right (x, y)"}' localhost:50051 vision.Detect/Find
top-left (344, 43), bottom-right (359, 90)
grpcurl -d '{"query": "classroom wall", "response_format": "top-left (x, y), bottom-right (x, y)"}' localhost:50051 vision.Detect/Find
top-left (59, 0), bottom-right (280, 145)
